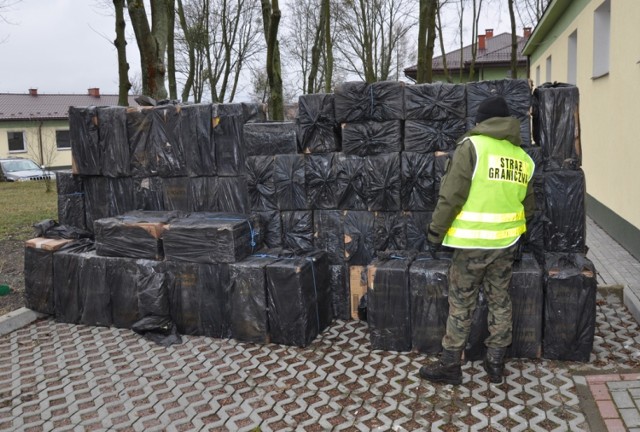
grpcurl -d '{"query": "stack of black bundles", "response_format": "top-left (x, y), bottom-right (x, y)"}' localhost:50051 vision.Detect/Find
top-left (94, 211), bottom-right (181, 260)
top-left (107, 257), bottom-right (143, 329)
top-left (543, 169), bottom-right (586, 253)
top-left (281, 210), bottom-right (314, 253)
top-left (189, 176), bottom-right (219, 212)
top-left (335, 154), bottom-right (367, 210)
top-left (217, 176), bottom-right (250, 214)
top-left (404, 83), bottom-right (466, 153)
top-left (367, 251), bottom-right (415, 352)
top-left (466, 79), bottom-right (532, 146)
top-left (83, 176), bottom-right (135, 232)
top-left (306, 153), bottom-right (338, 209)
top-left (401, 152), bottom-right (436, 211)
top-left (373, 212), bottom-right (406, 252)
top-left (24, 240), bottom-right (74, 315)
top-left (409, 253), bottom-right (450, 354)
top-left (98, 106), bottom-right (130, 177)
top-left (256, 211), bottom-right (282, 248)
top-left (180, 103), bottom-right (216, 177)
top-left (213, 103), bottom-right (246, 177)
top-left (56, 170), bottom-right (87, 231)
top-left (161, 177), bottom-right (191, 211)
top-left (245, 155), bottom-right (277, 211)
top-left (404, 211), bottom-right (433, 252)
top-left (243, 122), bottom-right (298, 156)
top-left (313, 210), bottom-right (345, 264)
top-left (273, 154), bottom-right (308, 210)
top-left (163, 212), bottom-right (261, 264)
top-left (344, 211), bottom-right (375, 265)
top-left (508, 254), bottom-right (543, 359)
top-left (341, 121), bottom-right (402, 156)
top-left (133, 176), bottom-right (165, 211)
top-left (329, 264), bottom-right (350, 321)
top-left (543, 253), bottom-right (597, 362)
top-left (297, 93), bottom-right (339, 154)
top-left (69, 106), bottom-right (100, 175)
top-left (366, 153), bottom-right (401, 212)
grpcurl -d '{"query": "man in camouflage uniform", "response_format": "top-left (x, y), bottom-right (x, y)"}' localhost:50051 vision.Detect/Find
top-left (420, 95), bottom-right (535, 385)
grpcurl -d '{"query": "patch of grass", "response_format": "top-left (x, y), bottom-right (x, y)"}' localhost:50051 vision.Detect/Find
top-left (0, 181), bottom-right (57, 240)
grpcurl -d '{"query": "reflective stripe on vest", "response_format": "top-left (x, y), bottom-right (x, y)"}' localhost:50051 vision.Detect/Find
top-left (443, 135), bottom-right (535, 249)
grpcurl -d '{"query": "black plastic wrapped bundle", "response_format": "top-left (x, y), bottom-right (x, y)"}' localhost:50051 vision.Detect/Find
top-left (313, 210), bottom-right (345, 264)
top-left (508, 254), bottom-right (543, 359)
top-left (341, 121), bottom-right (402, 156)
top-left (133, 177), bottom-right (165, 211)
top-left (181, 103), bottom-right (216, 177)
top-left (330, 264), bottom-right (350, 321)
top-left (410, 255), bottom-right (450, 354)
top-left (466, 79), bottom-right (531, 119)
top-left (365, 153), bottom-right (401, 211)
top-left (255, 210), bottom-right (282, 248)
top-left (523, 145), bottom-right (544, 173)
top-left (163, 212), bottom-right (260, 263)
top-left (302, 250), bottom-right (333, 331)
top-left (98, 106), bottom-right (130, 177)
top-left (24, 247), bottom-right (55, 315)
top-left (544, 169), bottom-right (586, 252)
top-left (188, 176), bottom-right (219, 212)
top-left (229, 255), bottom-right (279, 343)
top-left (344, 211), bottom-right (375, 265)
top-left (404, 83), bottom-right (466, 120)
top-left (58, 194), bottom-right (87, 231)
top-left (84, 176), bottom-right (135, 231)
top-left (533, 83), bottom-right (581, 170)
top-left (242, 102), bottom-right (267, 123)
top-left (434, 151), bottom-right (453, 194)
top-left (306, 153), bottom-right (338, 209)
top-left (274, 154), bottom-right (308, 210)
top-left (161, 177), bottom-right (191, 211)
top-left (281, 210), bottom-right (314, 253)
top-left (246, 155), bottom-right (277, 211)
top-left (107, 256), bottom-right (141, 329)
top-left (401, 152), bottom-right (436, 211)
top-left (405, 211), bottom-right (433, 252)
top-left (374, 212), bottom-right (406, 252)
top-left (56, 170), bottom-right (83, 195)
top-left (367, 252), bottom-right (414, 351)
top-left (334, 81), bottom-right (405, 123)
top-left (543, 253), bottom-right (596, 362)
top-left (531, 174), bottom-right (545, 213)
top-left (213, 103), bottom-right (246, 176)
top-left (217, 176), bottom-right (250, 214)
top-left (69, 106), bottom-right (100, 175)
top-left (335, 154), bottom-right (367, 210)
top-left (297, 93), bottom-right (339, 154)
top-left (243, 122), bottom-right (298, 156)
top-left (78, 252), bottom-right (111, 327)
top-left (523, 211), bottom-right (545, 264)
top-left (404, 119), bottom-right (466, 153)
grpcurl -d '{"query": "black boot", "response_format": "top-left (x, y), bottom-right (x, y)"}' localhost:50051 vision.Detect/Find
top-left (483, 347), bottom-right (507, 384)
top-left (419, 349), bottom-right (462, 385)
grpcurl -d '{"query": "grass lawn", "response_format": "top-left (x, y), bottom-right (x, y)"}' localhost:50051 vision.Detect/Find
top-left (0, 181), bottom-right (58, 240)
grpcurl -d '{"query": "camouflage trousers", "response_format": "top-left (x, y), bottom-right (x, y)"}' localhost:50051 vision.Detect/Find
top-left (442, 244), bottom-right (518, 351)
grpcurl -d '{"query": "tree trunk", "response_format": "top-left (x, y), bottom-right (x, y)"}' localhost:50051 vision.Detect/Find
top-left (323, 0), bottom-right (333, 93)
top-left (167, 0), bottom-right (177, 99)
top-left (436, 1), bottom-right (451, 83)
top-left (113, 0), bottom-right (131, 105)
top-left (416, 0), bottom-right (428, 83)
top-left (509, 0), bottom-right (518, 78)
top-left (261, 0), bottom-right (284, 120)
top-left (424, 0), bottom-right (438, 83)
top-left (176, 0), bottom-right (195, 102)
top-left (306, 3), bottom-right (326, 94)
top-left (468, 0), bottom-right (483, 81)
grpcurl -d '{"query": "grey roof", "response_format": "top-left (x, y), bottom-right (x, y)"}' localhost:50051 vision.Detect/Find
top-left (0, 93), bottom-right (138, 121)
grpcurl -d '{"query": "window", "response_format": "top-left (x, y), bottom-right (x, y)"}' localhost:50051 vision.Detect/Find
top-left (593, 0), bottom-right (611, 78)
top-left (568, 31), bottom-right (578, 84)
top-left (56, 130), bottom-right (71, 149)
top-left (546, 56), bottom-right (552, 82)
top-left (536, 66), bottom-right (541, 86)
top-left (7, 131), bottom-right (25, 152)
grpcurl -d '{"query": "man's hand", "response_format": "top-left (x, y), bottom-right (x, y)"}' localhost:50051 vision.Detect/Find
top-left (427, 225), bottom-right (442, 259)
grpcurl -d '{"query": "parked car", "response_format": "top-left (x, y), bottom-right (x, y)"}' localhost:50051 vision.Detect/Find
top-left (0, 158), bottom-right (55, 182)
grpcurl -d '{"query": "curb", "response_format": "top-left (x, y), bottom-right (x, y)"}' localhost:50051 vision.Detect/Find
top-left (0, 307), bottom-right (46, 337)
top-left (624, 287), bottom-right (640, 326)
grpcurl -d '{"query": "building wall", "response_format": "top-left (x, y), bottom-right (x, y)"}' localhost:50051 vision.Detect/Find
top-left (527, 0), bottom-right (640, 258)
top-left (433, 66), bottom-right (528, 84)
top-left (0, 120), bottom-right (72, 169)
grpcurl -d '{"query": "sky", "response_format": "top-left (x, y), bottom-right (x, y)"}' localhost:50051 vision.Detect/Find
top-left (0, 0), bottom-right (518, 99)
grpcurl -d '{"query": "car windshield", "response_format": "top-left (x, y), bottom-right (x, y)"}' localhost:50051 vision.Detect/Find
top-left (1, 160), bottom-right (41, 173)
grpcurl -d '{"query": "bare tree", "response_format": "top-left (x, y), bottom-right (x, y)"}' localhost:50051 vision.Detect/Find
top-left (508, 0), bottom-right (518, 78)
top-left (260, 0), bottom-right (284, 120)
top-left (515, 0), bottom-right (549, 29)
top-left (112, 0), bottom-right (132, 104)
top-left (26, 124), bottom-right (57, 193)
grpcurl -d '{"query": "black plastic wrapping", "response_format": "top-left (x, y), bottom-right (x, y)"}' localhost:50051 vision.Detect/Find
top-left (69, 106), bottom-right (100, 175)
top-left (523, 211), bottom-right (545, 264)
top-left (543, 253), bottom-right (596, 362)
top-left (466, 79), bottom-right (532, 119)
top-left (281, 210), bottom-right (314, 253)
top-left (246, 155), bottom-right (277, 211)
top-left (544, 169), bottom-right (586, 252)
top-left (341, 121), bottom-right (402, 156)
top-left (163, 212), bottom-right (260, 263)
top-left (334, 81), bottom-right (404, 123)
top-left (404, 119), bottom-right (466, 153)
top-left (297, 93), bottom-right (339, 154)
top-left (213, 103), bottom-right (246, 176)
top-left (434, 151), bottom-right (453, 194)
top-left (217, 176), bottom-right (250, 214)
top-left (78, 252), bottom-right (111, 327)
top-left (335, 154), bottom-right (367, 210)
top-left (31, 219), bottom-right (90, 240)
top-left (508, 254), bottom-right (543, 359)
top-left (274, 154), bottom-right (308, 210)
top-left (410, 255), bottom-right (450, 354)
top-left (133, 177), bottom-right (165, 211)
top-left (344, 211), bottom-right (375, 265)
top-left (84, 176), bottom-right (135, 231)
top-left (302, 250), bottom-right (333, 331)
top-left (243, 122), bottom-right (298, 156)
top-left (229, 255), bottom-right (279, 343)
top-left (523, 146), bottom-right (544, 174)
top-left (255, 210), bottom-right (283, 248)
top-left (162, 177), bottom-right (191, 211)
top-left (57, 194), bottom-right (87, 232)
top-left (56, 170), bottom-right (83, 195)
top-left (405, 211), bottom-right (433, 252)
top-left (404, 83), bottom-right (466, 120)
top-left (98, 106), bottom-right (130, 177)
top-left (306, 153), bottom-right (338, 209)
top-left (365, 153), bottom-right (401, 211)
top-left (330, 264), bottom-right (350, 321)
top-left (374, 212), bottom-right (406, 252)
top-left (107, 256), bottom-right (141, 329)
top-left (241, 102), bottom-right (267, 123)
top-left (401, 152), bottom-right (436, 211)
top-left (181, 103), bottom-right (216, 177)
top-left (24, 247), bottom-right (55, 314)
top-left (367, 253), bottom-right (414, 351)
top-left (313, 210), bottom-right (345, 264)
top-left (188, 176), bottom-right (219, 212)
top-left (533, 83), bottom-right (581, 169)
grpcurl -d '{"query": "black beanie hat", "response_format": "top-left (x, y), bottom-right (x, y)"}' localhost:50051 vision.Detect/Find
top-left (475, 95), bottom-right (511, 123)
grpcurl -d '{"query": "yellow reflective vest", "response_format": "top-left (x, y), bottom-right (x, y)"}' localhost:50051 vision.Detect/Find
top-left (442, 135), bottom-right (535, 249)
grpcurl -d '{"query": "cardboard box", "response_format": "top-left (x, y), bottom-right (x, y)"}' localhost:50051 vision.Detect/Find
top-left (349, 265), bottom-right (368, 320)
top-left (25, 237), bottom-right (73, 251)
